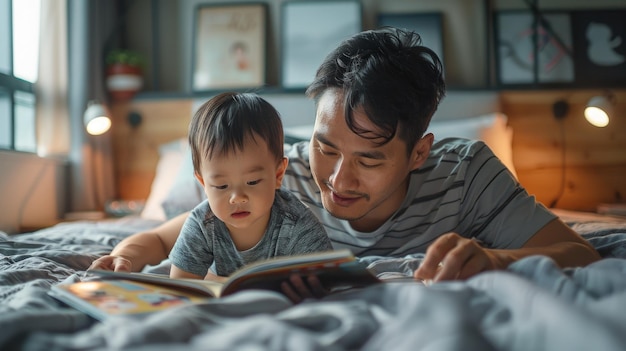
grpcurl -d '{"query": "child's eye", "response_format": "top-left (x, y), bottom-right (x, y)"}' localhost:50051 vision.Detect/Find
top-left (212, 185), bottom-right (228, 190)
top-left (247, 179), bottom-right (262, 186)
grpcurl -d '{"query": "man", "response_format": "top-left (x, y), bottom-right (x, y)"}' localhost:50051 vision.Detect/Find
top-left (90, 28), bottom-right (599, 293)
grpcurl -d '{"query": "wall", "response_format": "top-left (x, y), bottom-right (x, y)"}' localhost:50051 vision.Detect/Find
top-left (502, 89), bottom-right (626, 211)
top-left (111, 90), bottom-right (625, 213)
top-left (126, 0), bottom-right (489, 92)
top-left (0, 151), bottom-right (67, 234)
top-left (109, 0), bottom-right (626, 210)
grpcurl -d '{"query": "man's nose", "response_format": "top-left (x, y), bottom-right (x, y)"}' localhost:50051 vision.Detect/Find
top-left (329, 158), bottom-right (357, 191)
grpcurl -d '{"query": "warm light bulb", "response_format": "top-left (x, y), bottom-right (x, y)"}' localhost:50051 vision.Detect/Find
top-left (584, 106), bottom-right (609, 128)
top-left (83, 102), bottom-right (111, 135)
top-left (86, 116), bottom-right (112, 135)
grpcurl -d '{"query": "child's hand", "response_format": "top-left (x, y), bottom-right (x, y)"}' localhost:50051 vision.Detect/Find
top-left (88, 255), bottom-right (132, 272)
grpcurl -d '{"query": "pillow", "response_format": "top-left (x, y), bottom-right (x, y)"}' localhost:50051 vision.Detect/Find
top-left (160, 148), bottom-right (206, 219)
top-left (140, 139), bottom-right (187, 221)
top-left (427, 113), bottom-right (517, 179)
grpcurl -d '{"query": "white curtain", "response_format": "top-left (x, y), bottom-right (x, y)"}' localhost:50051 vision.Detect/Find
top-left (35, 0), bottom-right (69, 157)
top-left (37, 0), bottom-right (116, 212)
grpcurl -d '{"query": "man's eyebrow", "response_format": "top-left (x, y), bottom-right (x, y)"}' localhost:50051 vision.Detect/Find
top-left (314, 132), bottom-right (337, 149)
top-left (314, 132), bottom-right (386, 160)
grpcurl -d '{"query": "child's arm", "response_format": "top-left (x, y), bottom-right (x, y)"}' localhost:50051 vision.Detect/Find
top-left (89, 212), bottom-right (188, 272)
top-left (170, 264), bottom-right (204, 280)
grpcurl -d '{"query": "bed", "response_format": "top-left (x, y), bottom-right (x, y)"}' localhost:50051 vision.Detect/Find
top-left (2, 113), bottom-right (626, 351)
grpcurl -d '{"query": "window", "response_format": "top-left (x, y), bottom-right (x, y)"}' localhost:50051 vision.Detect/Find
top-left (0, 0), bottom-right (41, 152)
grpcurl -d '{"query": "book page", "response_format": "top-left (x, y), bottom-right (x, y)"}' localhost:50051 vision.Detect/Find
top-left (90, 270), bottom-right (224, 297)
top-left (51, 280), bottom-right (211, 320)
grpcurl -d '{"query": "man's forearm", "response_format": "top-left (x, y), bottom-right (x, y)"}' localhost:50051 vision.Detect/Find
top-left (492, 241), bottom-right (601, 270)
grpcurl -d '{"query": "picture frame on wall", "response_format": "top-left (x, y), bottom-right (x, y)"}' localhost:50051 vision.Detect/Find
top-left (571, 10), bottom-right (626, 88)
top-left (377, 13), bottom-right (445, 70)
top-left (191, 3), bottom-right (267, 91)
top-left (281, 0), bottom-right (362, 89)
top-left (494, 11), bottom-right (574, 87)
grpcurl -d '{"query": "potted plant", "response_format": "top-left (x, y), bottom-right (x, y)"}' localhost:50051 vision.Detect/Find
top-left (105, 49), bottom-right (145, 100)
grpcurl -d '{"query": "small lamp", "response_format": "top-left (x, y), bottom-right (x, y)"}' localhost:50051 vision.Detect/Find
top-left (584, 95), bottom-right (614, 128)
top-left (84, 101), bottom-right (111, 135)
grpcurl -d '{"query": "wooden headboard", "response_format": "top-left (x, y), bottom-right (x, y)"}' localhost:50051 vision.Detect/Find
top-left (110, 99), bottom-right (193, 201)
top-left (110, 89), bottom-right (626, 212)
top-left (502, 89), bottom-right (625, 211)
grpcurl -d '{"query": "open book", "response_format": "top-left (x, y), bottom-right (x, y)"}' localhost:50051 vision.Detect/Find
top-left (91, 249), bottom-right (380, 297)
top-left (51, 250), bottom-right (381, 320)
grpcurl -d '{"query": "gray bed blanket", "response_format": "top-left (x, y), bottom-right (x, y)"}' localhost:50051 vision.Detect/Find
top-left (1, 215), bottom-right (626, 350)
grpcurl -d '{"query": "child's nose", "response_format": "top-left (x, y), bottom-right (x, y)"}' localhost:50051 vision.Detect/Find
top-left (229, 189), bottom-right (248, 204)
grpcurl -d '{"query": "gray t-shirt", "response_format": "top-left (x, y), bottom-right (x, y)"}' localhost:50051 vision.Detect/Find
top-left (169, 188), bottom-right (332, 277)
top-left (282, 138), bottom-right (556, 257)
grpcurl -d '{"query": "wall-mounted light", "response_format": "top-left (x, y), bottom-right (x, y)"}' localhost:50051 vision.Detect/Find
top-left (584, 94), bottom-right (614, 128)
top-left (83, 101), bottom-right (111, 135)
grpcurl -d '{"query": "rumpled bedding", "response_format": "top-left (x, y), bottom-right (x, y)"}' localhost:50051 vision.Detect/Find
top-left (1, 213), bottom-right (626, 351)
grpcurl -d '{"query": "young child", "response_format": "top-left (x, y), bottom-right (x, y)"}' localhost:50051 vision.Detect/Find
top-left (169, 92), bottom-right (332, 281)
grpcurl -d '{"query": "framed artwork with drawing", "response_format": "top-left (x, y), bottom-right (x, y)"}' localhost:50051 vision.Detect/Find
top-left (571, 10), bottom-right (626, 87)
top-left (191, 3), bottom-right (267, 91)
top-left (280, 0), bottom-right (361, 89)
top-left (494, 10), bottom-right (574, 87)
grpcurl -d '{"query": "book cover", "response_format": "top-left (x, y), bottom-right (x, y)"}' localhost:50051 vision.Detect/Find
top-left (89, 249), bottom-right (381, 298)
top-left (50, 279), bottom-right (213, 321)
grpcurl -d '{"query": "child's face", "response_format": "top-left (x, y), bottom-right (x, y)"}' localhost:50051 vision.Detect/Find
top-left (194, 134), bottom-right (287, 239)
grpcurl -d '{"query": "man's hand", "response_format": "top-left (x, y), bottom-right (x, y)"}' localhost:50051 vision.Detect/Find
top-left (414, 233), bottom-right (503, 282)
top-left (88, 255), bottom-right (133, 272)
top-left (280, 274), bottom-right (329, 303)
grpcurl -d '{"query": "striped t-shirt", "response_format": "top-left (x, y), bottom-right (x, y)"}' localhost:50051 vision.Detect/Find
top-left (282, 138), bottom-right (556, 257)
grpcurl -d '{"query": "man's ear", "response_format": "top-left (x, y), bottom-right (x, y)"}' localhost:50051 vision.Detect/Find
top-left (194, 171), bottom-right (205, 187)
top-left (275, 157), bottom-right (288, 188)
top-left (409, 133), bottom-right (434, 171)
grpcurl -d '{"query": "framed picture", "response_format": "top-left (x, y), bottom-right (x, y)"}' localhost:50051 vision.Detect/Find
top-left (281, 0), bottom-right (362, 89)
top-left (377, 13), bottom-right (445, 69)
top-left (191, 3), bottom-right (267, 91)
top-left (571, 10), bottom-right (626, 87)
top-left (494, 11), bottom-right (574, 87)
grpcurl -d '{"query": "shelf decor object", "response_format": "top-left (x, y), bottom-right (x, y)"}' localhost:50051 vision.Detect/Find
top-left (191, 2), bottom-right (268, 91)
top-left (494, 7), bottom-right (626, 88)
top-left (494, 10), bottom-right (574, 87)
top-left (280, 0), bottom-right (361, 89)
top-left (377, 12), bottom-right (445, 72)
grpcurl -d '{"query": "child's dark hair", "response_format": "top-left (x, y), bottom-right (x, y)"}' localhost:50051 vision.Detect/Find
top-left (188, 92), bottom-right (284, 173)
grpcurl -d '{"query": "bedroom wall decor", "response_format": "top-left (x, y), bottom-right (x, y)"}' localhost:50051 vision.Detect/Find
top-left (280, 0), bottom-right (362, 89)
top-left (377, 12), bottom-right (445, 73)
top-left (571, 10), bottom-right (626, 88)
top-left (191, 2), bottom-right (268, 91)
top-left (584, 93), bottom-right (615, 128)
top-left (495, 9), bottom-right (626, 89)
top-left (83, 101), bottom-right (112, 136)
top-left (494, 10), bottom-right (574, 87)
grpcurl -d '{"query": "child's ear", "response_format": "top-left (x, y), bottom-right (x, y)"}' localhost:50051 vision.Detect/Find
top-left (275, 157), bottom-right (288, 188)
top-left (194, 171), bottom-right (205, 187)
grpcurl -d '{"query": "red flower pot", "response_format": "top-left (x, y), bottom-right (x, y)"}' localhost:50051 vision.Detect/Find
top-left (106, 63), bottom-right (143, 100)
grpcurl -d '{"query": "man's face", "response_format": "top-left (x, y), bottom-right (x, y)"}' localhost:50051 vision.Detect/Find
top-left (309, 88), bottom-right (431, 232)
